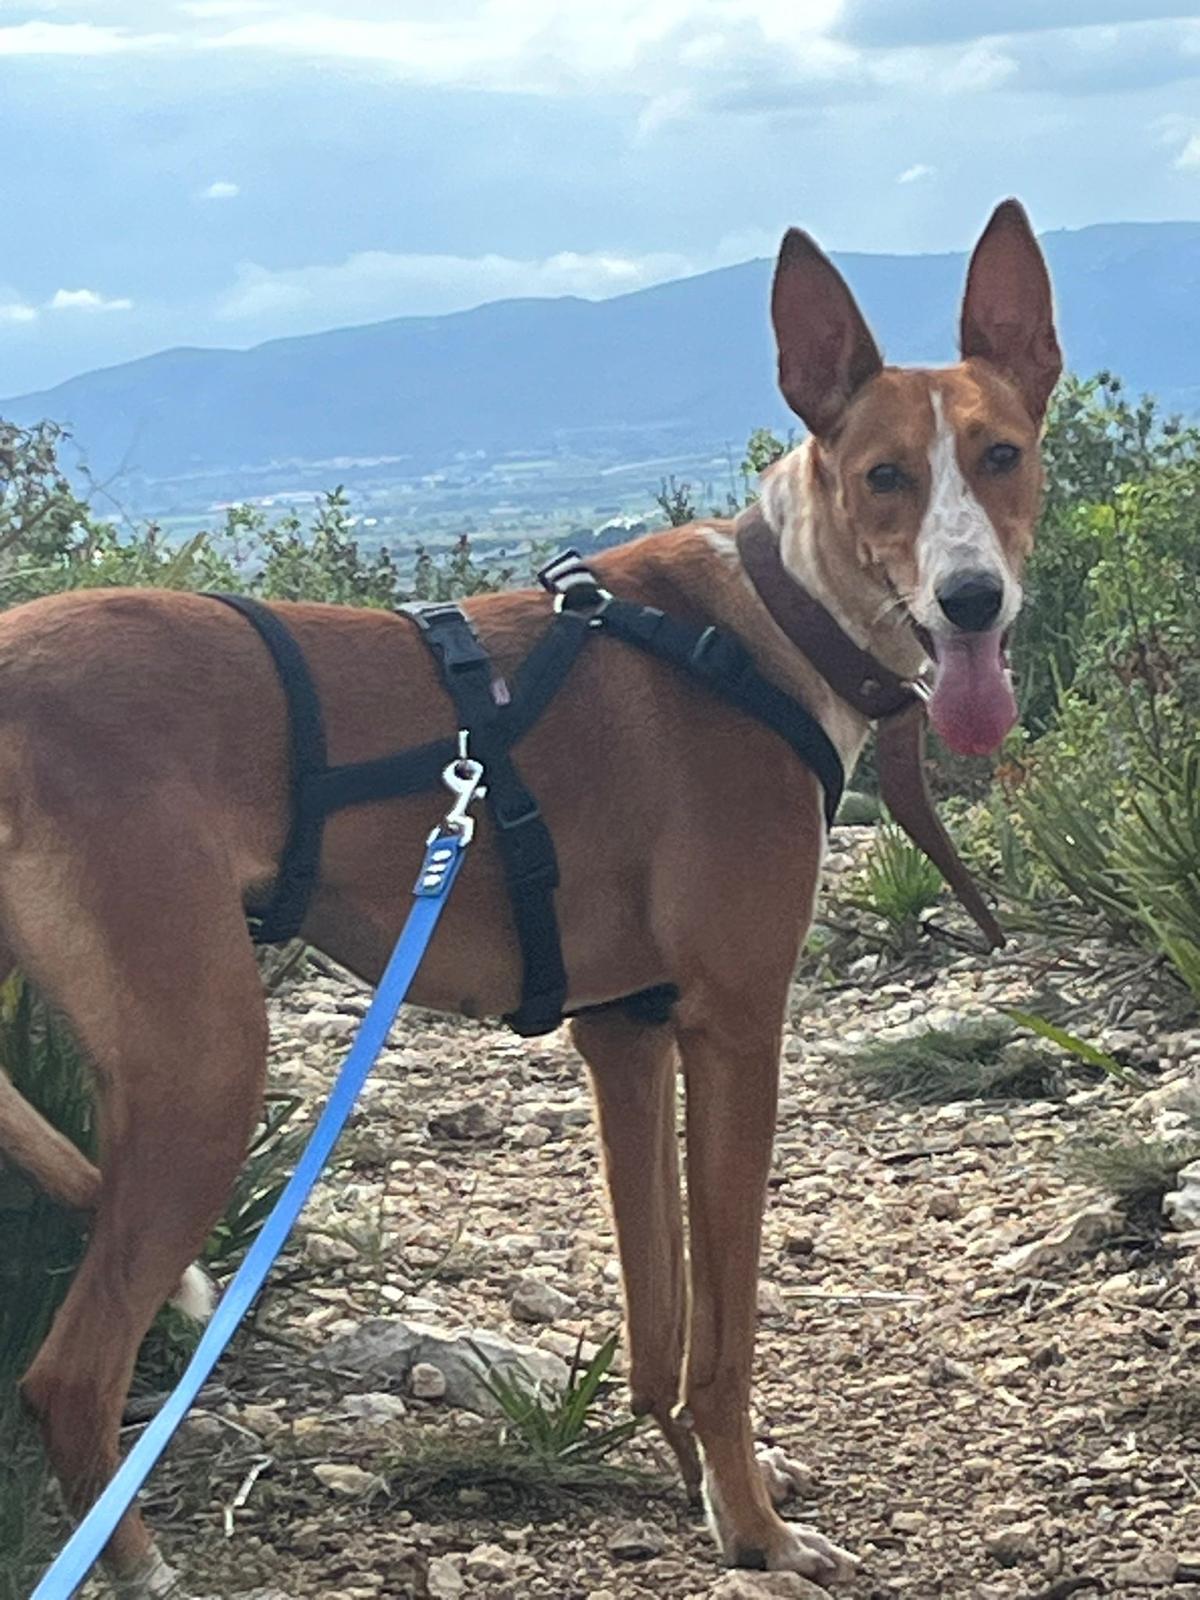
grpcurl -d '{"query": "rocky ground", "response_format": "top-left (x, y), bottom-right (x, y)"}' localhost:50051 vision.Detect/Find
top-left (86, 831), bottom-right (1200, 1599)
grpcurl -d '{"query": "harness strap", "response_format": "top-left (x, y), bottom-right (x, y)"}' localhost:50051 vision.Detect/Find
top-left (209, 593), bottom-right (329, 943)
top-left (399, 602), bottom-right (572, 1037)
top-left (598, 598), bottom-right (845, 828)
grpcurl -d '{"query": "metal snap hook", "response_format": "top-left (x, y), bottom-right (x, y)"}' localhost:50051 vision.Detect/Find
top-left (438, 745), bottom-right (486, 841)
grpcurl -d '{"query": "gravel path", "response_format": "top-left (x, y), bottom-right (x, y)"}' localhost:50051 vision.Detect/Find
top-left (90, 833), bottom-right (1200, 1600)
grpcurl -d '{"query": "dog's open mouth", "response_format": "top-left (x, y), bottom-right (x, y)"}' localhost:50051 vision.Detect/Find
top-left (925, 628), bottom-right (1017, 757)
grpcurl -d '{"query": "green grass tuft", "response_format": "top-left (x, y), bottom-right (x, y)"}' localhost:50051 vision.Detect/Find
top-left (1065, 1134), bottom-right (1200, 1213)
top-left (468, 1330), bottom-right (643, 1468)
top-left (851, 822), bottom-right (944, 928)
top-left (383, 1333), bottom-right (652, 1514)
top-left (841, 1020), bottom-right (1062, 1105)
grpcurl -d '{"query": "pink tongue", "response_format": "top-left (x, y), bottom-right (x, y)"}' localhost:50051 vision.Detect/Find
top-left (928, 631), bottom-right (1017, 756)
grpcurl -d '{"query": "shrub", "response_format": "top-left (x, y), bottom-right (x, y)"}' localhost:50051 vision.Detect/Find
top-left (1116, 751), bottom-right (1200, 1001)
top-left (1016, 372), bottom-right (1200, 734)
top-left (835, 790), bottom-right (882, 826)
top-left (849, 821), bottom-right (944, 929)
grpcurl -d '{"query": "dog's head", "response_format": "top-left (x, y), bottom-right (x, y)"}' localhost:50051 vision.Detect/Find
top-left (770, 199), bottom-right (1061, 756)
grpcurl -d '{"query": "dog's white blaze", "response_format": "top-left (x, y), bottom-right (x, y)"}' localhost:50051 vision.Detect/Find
top-left (916, 392), bottom-right (1017, 625)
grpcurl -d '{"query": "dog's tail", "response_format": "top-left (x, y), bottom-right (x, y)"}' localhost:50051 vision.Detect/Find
top-left (0, 1070), bottom-right (216, 1320)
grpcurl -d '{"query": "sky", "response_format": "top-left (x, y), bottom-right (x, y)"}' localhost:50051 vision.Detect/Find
top-left (1, 0), bottom-right (1199, 395)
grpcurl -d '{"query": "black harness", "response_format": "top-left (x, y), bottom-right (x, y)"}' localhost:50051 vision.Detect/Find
top-left (212, 552), bottom-right (845, 1037)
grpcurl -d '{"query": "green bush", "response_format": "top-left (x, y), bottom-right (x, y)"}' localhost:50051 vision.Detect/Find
top-left (849, 821), bottom-right (944, 929)
top-left (1016, 373), bottom-right (1200, 734)
top-left (0, 422), bottom-right (526, 613)
top-left (1117, 751), bottom-right (1200, 1000)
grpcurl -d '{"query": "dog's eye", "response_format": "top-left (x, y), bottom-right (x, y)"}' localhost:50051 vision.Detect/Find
top-left (866, 463), bottom-right (905, 494)
top-left (985, 442), bottom-right (1021, 474)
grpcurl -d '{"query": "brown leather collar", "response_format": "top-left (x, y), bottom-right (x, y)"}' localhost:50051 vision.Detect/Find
top-left (735, 508), bottom-right (1004, 950)
top-left (736, 511), bottom-right (923, 719)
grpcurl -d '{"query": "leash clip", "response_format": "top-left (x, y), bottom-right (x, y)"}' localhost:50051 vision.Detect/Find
top-left (436, 740), bottom-right (486, 843)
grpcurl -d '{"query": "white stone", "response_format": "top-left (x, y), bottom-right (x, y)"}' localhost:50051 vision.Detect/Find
top-left (1114, 1550), bottom-right (1179, 1587)
top-left (426, 1555), bottom-right (465, 1599)
top-left (312, 1317), bottom-right (569, 1416)
top-left (509, 1276), bottom-right (574, 1324)
top-left (410, 1361), bottom-right (447, 1399)
top-left (607, 1519), bottom-right (666, 1560)
top-left (311, 1462), bottom-right (383, 1498)
top-left (464, 1542), bottom-right (518, 1582)
top-left (996, 1203), bottom-right (1121, 1275)
top-left (709, 1575), bottom-right (829, 1599)
top-left (1163, 1159), bottom-right (1200, 1229)
top-left (338, 1391), bottom-right (408, 1424)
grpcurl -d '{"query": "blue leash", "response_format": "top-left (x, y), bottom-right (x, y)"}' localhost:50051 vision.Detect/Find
top-left (31, 759), bottom-right (484, 1600)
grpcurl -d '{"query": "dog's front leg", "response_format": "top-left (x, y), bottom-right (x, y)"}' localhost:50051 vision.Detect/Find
top-left (572, 1007), bottom-right (702, 1502)
top-left (676, 990), bottom-right (857, 1586)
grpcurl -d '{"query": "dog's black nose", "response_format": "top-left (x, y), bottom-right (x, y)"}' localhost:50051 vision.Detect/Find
top-left (936, 571), bottom-right (1004, 633)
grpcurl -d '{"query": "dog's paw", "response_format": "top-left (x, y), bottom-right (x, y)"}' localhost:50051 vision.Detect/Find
top-left (769, 1522), bottom-right (858, 1585)
top-left (757, 1444), bottom-right (818, 1506)
top-left (169, 1262), bottom-right (217, 1323)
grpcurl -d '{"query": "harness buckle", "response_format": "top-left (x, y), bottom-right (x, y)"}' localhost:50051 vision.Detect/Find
top-left (689, 626), bottom-right (752, 687)
top-left (494, 794), bottom-right (542, 831)
top-left (538, 547), bottom-right (613, 620)
top-left (399, 601), bottom-right (490, 673)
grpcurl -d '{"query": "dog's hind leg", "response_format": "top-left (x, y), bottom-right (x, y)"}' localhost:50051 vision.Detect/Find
top-left (676, 984), bottom-right (856, 1584)
top-left (6, 812), bottom-right (268, 1594)
top-left (571, 1008), bottom-right (702, 1501)
top-left (0, 1060), bottom-right (102, 1211)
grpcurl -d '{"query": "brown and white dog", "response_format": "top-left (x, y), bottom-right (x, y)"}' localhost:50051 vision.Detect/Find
top-left (0, 199), bottom-right (1059, 1595)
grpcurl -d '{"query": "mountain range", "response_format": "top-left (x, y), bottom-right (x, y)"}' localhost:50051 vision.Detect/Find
top-left (3, 221), bottom-right (1198, 515)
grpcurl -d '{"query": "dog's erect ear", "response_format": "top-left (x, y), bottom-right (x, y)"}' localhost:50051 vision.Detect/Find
top-left (771, 228), bottom-right (883, 439)
top-left (960, 198), bottom-right (1062, 424)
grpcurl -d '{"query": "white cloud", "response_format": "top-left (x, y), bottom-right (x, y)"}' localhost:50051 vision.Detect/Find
top-left (897, 162), bottom-right (935, 183)
top-left (0, 21), bottom-right (170, 55)
top-left (941, 41), bottom-right (1017, 92)
top-left (0, 2), bottom-right (1192, 125)
top-left (47, 288), bottom-right (134, 313)
top-left (0, 303), bottom-right (38, 325)
top-left (1154, 114), bottom-right (1200, 169)
top-left (0, 3), bottom-right (861, 109)
top-left (201, 179), bottom-right (240, 199)
top-left (215, 246), bottom-right (703, 328)
top-left (176, 1), bottom-right (282, 15)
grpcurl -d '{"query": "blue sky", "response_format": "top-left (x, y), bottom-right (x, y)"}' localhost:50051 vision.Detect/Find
top-left (2, 0), bottom-right (1199, 394)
